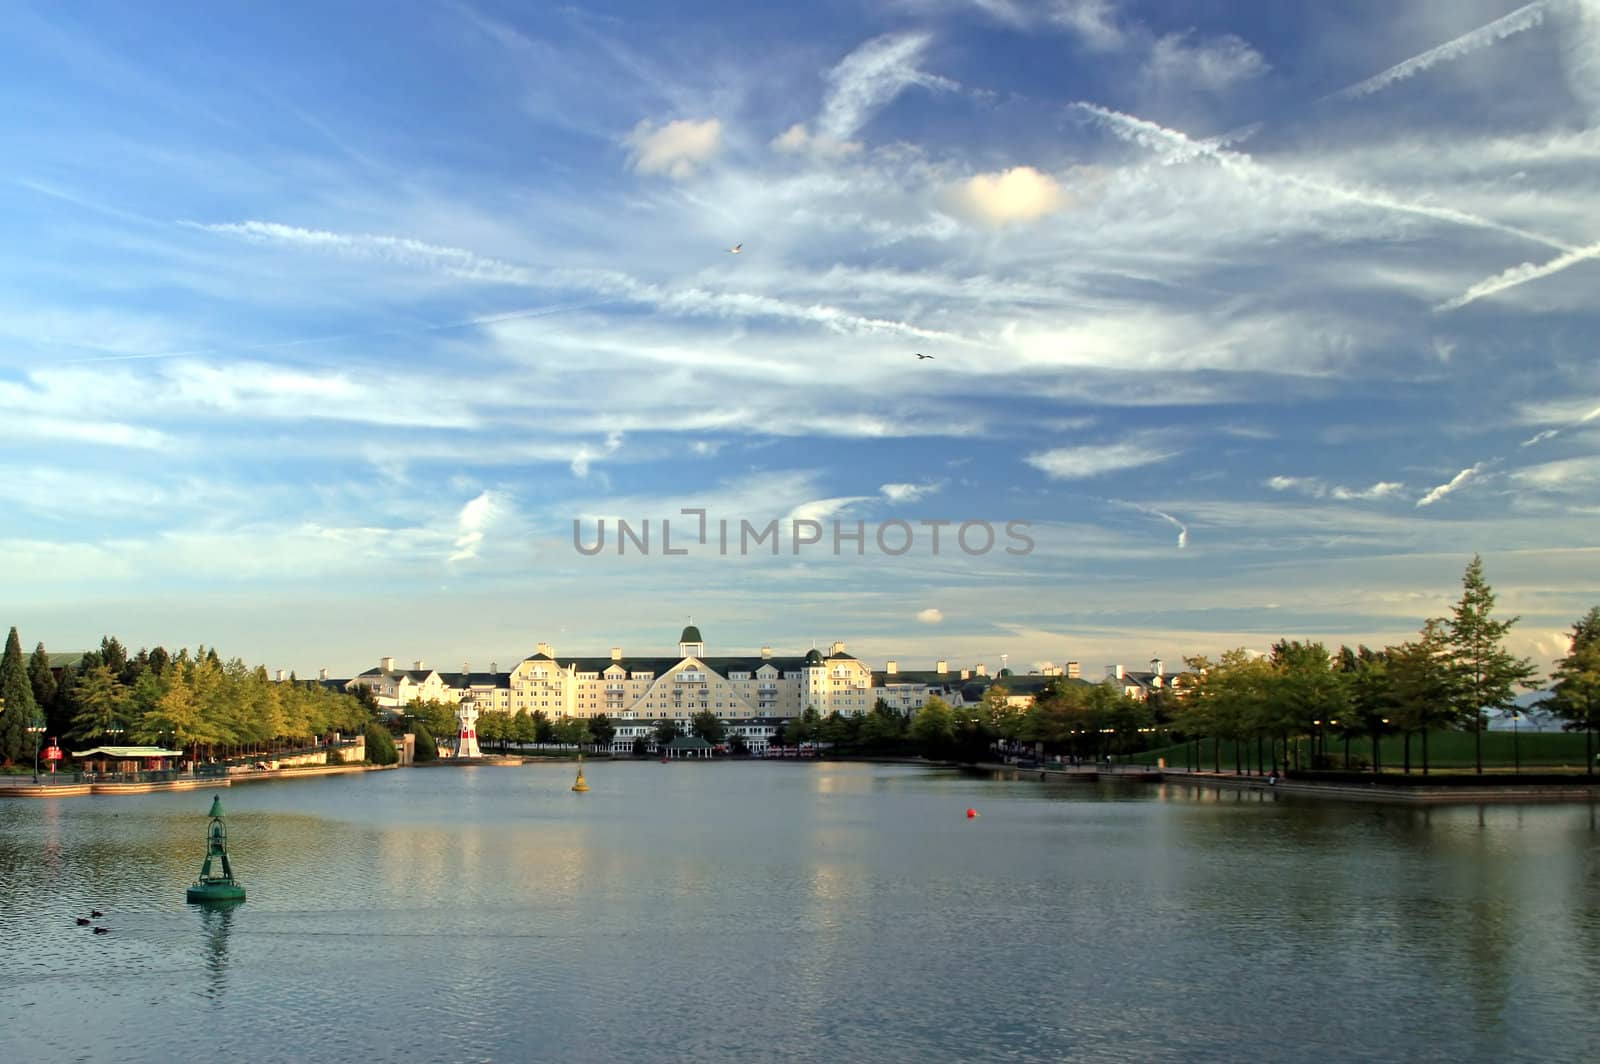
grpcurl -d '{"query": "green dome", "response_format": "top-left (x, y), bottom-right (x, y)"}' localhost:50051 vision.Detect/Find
top-left (679, 625), bottom-right (703, 644)
top-left (998, 668), bottom-right (1014, 678)
top-left (805, 648), bottom-right (823, 664)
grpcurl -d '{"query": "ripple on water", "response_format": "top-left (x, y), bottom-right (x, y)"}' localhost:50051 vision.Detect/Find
top-left (2, 764), bottom-right (1598, 1064)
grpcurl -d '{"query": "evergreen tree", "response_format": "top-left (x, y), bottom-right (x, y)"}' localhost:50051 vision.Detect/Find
top-left (28, 642), bottom-right (57, 712)
top-left (70, 664), bottom-right (129, 745)
top-left (1445, 555), bottom-right (1539, 774)
top-left (1540, 606), bottom-right (1600, 775)
top-left (364, 723), bottom-right (398, 765)
top-left (0, 627), bottom-right (39, 765)
top-left (413, 723), bottom-right (439, 763)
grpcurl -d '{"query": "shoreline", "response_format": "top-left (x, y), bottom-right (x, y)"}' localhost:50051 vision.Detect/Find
top-left (7, 755), bottom-right (1598, 805)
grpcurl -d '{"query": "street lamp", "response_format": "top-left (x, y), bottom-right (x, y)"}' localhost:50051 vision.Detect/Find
top-left (1511, 710), bottom-right (1520, 775)
top-left (29, 712), bottom-right (45, 783)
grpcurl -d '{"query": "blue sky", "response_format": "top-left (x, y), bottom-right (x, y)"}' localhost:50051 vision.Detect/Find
top-left (2, 0), bottom-right (1597, 678)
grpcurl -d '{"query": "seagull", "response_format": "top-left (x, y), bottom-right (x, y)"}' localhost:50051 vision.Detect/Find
top-left (915, 353), bottom-right (934, 360)
top-left (727, 243), bottom-right (742, 254)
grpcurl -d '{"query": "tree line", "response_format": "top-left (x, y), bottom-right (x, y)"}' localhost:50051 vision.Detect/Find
top-left (0, 631), bottom-right (374, 767)
top-left (1162, 558), bottom-right (1597, 776)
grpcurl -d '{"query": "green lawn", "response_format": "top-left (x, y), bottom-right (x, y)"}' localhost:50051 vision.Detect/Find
top-left (1127, 729), bottom-right (1597, 772)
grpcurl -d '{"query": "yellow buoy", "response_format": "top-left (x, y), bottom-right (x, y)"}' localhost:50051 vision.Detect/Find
top-left (571, 754), bottom-right (590, 792)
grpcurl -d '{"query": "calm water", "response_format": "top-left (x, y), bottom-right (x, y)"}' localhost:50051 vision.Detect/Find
top-left (2, 763), bottom-right (1599, 1063)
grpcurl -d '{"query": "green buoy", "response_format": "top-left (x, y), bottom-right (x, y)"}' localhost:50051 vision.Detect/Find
top-left (186, 795), bottom-right (246, 904)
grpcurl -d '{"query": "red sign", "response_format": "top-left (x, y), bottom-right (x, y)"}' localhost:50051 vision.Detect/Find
top-left (43, 743), bottom-right (62, 762)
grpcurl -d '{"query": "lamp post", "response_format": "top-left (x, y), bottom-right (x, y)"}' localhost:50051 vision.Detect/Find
top-left (29, 713), bottom-right (44, 783)
top-left (1511, 711), bottom-right (1520, 775)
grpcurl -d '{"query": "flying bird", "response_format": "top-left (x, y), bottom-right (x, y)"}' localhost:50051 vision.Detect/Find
top-left (727, 243), bottom-right (742, 254)
top-left (915, 353), bottom-right (934, 360)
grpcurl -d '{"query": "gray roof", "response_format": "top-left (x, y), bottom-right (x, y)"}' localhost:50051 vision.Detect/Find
top-left (439, 671), bottom-right (512, 689)
top-left (667, 735), bottom-right (715, 749)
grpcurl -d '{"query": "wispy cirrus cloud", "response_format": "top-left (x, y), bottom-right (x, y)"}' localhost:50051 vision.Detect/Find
top-left (815, 32), bottom-right (958, 142)
top-left (1436, 239), bottom-right (1600, 311)
top-left (1026, 438), bottom-right (1179, 480)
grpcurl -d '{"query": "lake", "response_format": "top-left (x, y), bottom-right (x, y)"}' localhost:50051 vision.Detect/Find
top-left (1, 762), bottom-right (1597, 1063)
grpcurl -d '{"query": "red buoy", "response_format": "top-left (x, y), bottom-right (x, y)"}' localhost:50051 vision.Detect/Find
top-left (966, 808), bottom-right (978, 819)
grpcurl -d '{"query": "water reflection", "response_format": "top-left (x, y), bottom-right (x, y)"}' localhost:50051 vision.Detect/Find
top-left (2, 766), bottom-right (1598, 1064)
top-left (196, 901), bottom-right (240, 1000)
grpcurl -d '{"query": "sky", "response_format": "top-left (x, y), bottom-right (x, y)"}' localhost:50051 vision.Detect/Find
top-left (2, 0), bottom-right (1598, 680)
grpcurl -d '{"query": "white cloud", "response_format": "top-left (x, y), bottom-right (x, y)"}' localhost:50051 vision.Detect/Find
top-left (1026, 439), bottom-right (1179, 479)
top-left (0, 414), bottom-right (171, 450)
top-left (1417, 463), bottom-right (1488, 507)
top-left (1521, 429), bottom-right (1561, 447)
top-left (1049, 0), bottom-right (1126, 51)
top-left (1269, 476), bottom-right (1406, 501)
top-left (1145, 31), bottom-right (1269, 91)
top-left (951, 166), bottom-right (1066, 225)
top-left (816, 33), bottom-right (958, 142)
top-left (450, 490), bottom-right (502, 564)
top-left (786, 496), bottom-right (874, 524)
top-left (571, 431), bottom-right (625, 478)
top-left (770, 122), bottom-right (862, 159)
top-left (880, 481), bottom-right (944, 503)
top-left (624, 118), bottom-right (723, 179)
top-left (1510, 456), bottom-right (1600, 493)
top-left (916, 607), bottom-right (944, 624)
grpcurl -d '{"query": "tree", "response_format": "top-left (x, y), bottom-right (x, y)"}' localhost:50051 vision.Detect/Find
top-left (910, 696), bottom-right (956, 758)
top-left (69, 664), bottom-right (128, 745)
top-left (364, 723), bottom-right (398, 765)
top-left (0, 627), bottom-right (38, 765)
top-left (653, 717), bottom-right (682, 746)
top-left (1270, 641), bottom-right (1348, 771)
top-left (512, 709), bottom-right (537, 748)
top-left (409, 699), bottom-right (460, 742)
top-left (691, 709), bottom-right (725, 745)
top-left (1540, 606), bottom-right (1600, 775)
top-left (413, 723), bottom-right (439, 763)
top-left (478, 711), bottom-right (509, 751)
top-left (1388, 620), bottom-right (1455, 775)
top-left (27, 642), bottom-right (56, 712)
top-left (589, 712), bottom-right (617, 747)
top-left (1445, 555), bottom-right (1539, 774)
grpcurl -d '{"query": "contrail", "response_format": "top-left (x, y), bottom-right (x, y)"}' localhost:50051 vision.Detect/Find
top-left (1436, 238), bottom-right (1600, 311)
top-left (1104, 498), bottom-right (1189, 549)
top-left (52, 300), bottom-right (606, 365)
top-left (1326, 2), bottom-right (1551, 102)
top-left (1072, 102), bottom-right (1576, 253)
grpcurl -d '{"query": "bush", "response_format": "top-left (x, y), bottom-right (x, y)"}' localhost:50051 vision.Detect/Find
top-left (413, 723), bottom-right (438, 763)
top-left (327, 746), bottom-right (344, 766)
top-left (364, 723), bottom-right (398, 766)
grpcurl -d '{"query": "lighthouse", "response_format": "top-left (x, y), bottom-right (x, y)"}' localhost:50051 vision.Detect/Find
top-left (186, 795), bottom-right (246, 904)
top-left (456, 694), bottom-right (482, 759)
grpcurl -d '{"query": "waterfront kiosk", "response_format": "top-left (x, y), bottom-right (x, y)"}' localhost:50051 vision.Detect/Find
top-left (72, 745), bottom-right (183, 778)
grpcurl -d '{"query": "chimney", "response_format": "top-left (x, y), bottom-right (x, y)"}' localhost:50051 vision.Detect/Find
top-left (382, 656), bottom-right (395, 672)
top-left (536, 642), bottom-right (552, 657)
top-left (319, 667), bottom-right (329, 681)
top-left (936, 659), bottom-right (948, 674)
top-left (1066, 661), bottom-right (1080, 679)
top-left (490, 662), bottom-right (498, 674)
top-left (976, 663), bottom-right (988, 677)
top-left (611, 647), bottom-right (622, 661)
top-left (1152, 657), bottom-right (1164, 677)
top-left (275, 669), bottom-right (286, 682)
top-left (413, 660), bottom-right (424, 671)
top-left (462, 662), bottom-right (471, 675)
top-left (885, 660), bottom-right (898, 675)
top-left (1104, 664), bottom-right (1125, 680)
top-left (760, 646), bottom-right (772, 659)
top-left (830, 640), bottom-right (845, 656)
top-left (960, 668), bottom-right (970, 680)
